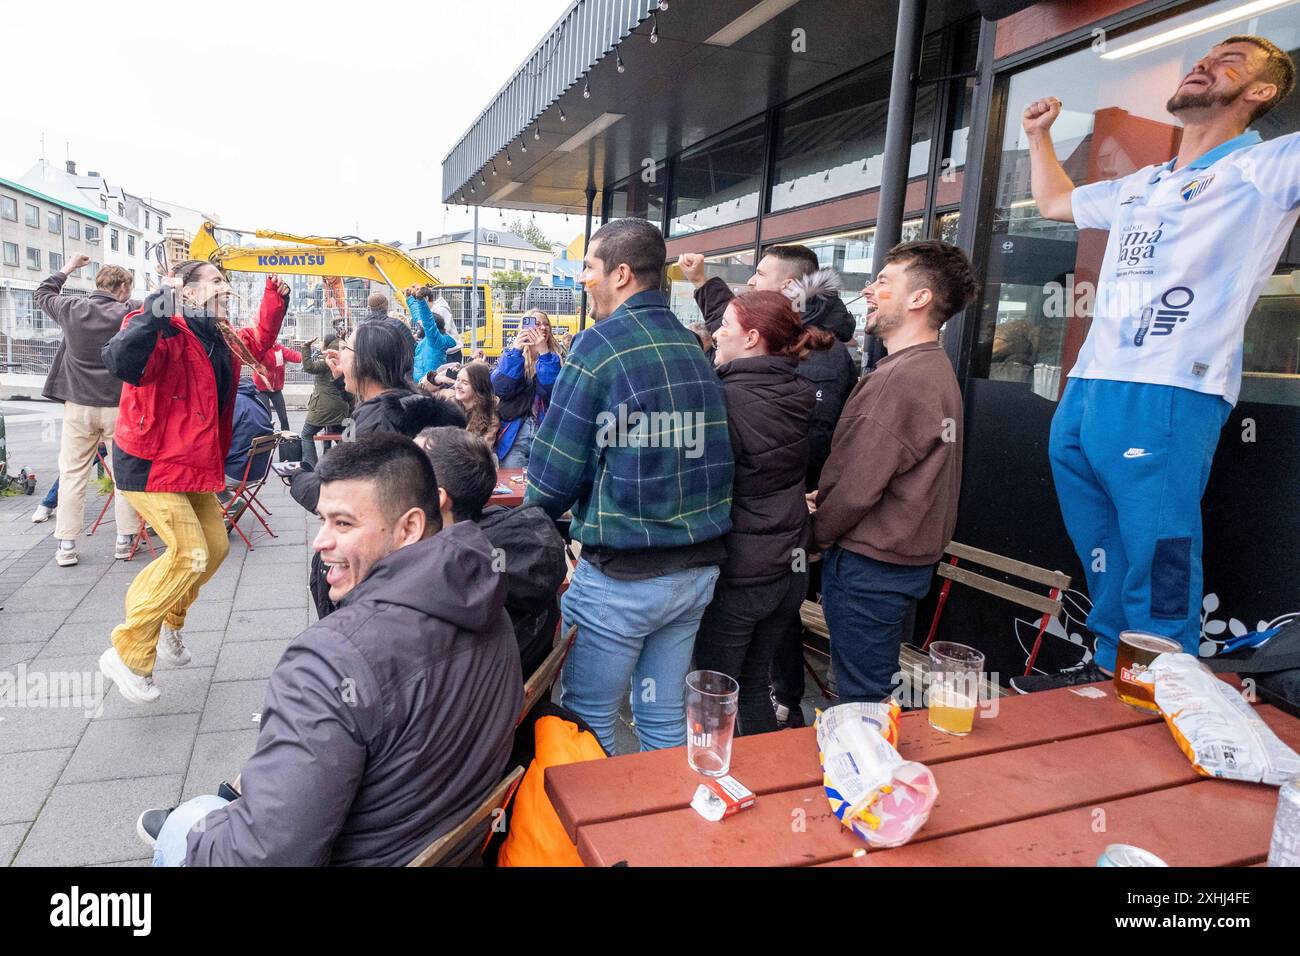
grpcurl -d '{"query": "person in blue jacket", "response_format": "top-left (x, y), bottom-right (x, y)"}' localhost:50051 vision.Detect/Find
top-left (406, 285), bottom-right (460, 383)
top-left (492, 309), bottom-right (564, 468)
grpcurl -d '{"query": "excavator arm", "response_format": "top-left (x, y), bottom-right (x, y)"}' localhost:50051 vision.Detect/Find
top-left (188, 221), bottom-right (441, 318)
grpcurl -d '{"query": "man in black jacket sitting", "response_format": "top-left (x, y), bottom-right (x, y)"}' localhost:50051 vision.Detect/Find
top-left (138, 433), bottom-right (523, 866)
top-left (418, 426), bottom-right (568, 678)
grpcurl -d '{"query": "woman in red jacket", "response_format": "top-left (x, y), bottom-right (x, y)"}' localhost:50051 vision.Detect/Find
top-left (98, 262), bottom-right (289, 704)
top-left (252, 341), bottom-right (302, 431)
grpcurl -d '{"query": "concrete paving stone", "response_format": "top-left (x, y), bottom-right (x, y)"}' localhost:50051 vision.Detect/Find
top-left (0, 693), bottom-right (104, 754)
top-left (213, 640), bottom-right (288, 683)
top-left (60, 712), bottom-right (200, 784)
top-left (88, 857), bottom-right (152, 866)
top-left (195, 573), bottom-right (239, 602)
top-left (20, 560), bottom-right (108, 587)
top-left (0, 582), bottom-right (95, 613)
top-left (0, 610), bottom-right (71, 644)
top-left (0, 823), bottom-right (28, 866)
top-left (199, 680), bottom-right (268, 734)
top-left (182, 729), bottom-right (258, 802)
top-left (242, 543), bottom-right (312, 566)
top-left (0, 643), bottom-right (46, 668)
top-left (100, 667), bottom-right (213, 720)
top-left (12, 774), bottom-right (182, 866)
top-left (35, 620), bottom-right (118, 659)
top-left (178, 600), bottom-right (232, 633)
top-left (232, 577), bottom-right (308, 611)
top-left (226, 607), bottom-right (306, 642)
top-left (0, 748), bottom-right (72, 824)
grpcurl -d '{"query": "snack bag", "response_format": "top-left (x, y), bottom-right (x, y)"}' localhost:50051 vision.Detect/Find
top-left (1144, 652), bottom-right (1300, 785)
top-left (815, 703), bottom-right (937, 848)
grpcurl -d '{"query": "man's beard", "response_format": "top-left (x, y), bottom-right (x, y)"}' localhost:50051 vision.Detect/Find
top-left (1166, 83), bottom-right (1241, 115)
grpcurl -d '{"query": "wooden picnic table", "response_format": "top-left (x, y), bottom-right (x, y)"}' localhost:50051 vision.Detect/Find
top-left (490, 467), bottom-right (526, 508)
top-left (545, 680), bottom-right (1300, 867)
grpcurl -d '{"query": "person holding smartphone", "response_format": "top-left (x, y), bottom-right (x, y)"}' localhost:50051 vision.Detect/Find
top-left (491, 309), bottom-right (565, 468)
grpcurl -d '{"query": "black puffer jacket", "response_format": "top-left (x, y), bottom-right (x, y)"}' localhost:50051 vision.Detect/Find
top-left (185, 520), bottom-right (523, 866)
top-left (290, 388), bottom-right (467, 515)
top-left (715, 354), bottom-right (816, 585)
top-left (696, 269), bottom-right (857, 488)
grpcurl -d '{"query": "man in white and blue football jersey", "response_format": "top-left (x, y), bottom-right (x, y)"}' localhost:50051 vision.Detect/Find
top-left (1013, 35), bottom-right (1298, 692)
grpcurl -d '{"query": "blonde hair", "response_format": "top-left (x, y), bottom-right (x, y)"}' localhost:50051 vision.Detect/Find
top-left (521, 309), bottom-right (567, 381)
top-left (95, 265), bottom-right (134, 295)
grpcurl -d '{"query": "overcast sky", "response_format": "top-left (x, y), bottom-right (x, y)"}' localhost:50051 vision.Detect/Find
top-left (1, 0), bottom-right (578, 245)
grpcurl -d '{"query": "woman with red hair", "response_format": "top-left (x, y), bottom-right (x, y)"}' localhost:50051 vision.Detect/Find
top-left (694, 290), bottom-right (835, 735)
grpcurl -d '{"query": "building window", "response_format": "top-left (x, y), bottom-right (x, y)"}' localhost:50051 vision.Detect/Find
top-left (973, 0), bottom-right (1300, 406)
top-left (608, 162), bottom-right (667, 227)
top-left (110, 229), bottom-right (119, 251)
top-left (11, 289), bottom-right (35, 327)
top-left (85, 224), bottom-right (100, 242)
top-left (2, 241), bottom-right (18, 266)
top-left (510, 259), bottom-right (521, 270)
top-left (492, 257), bottom-right (506, 269)
top-left (89, 261), bottom-right (101, 279)
top-left (67, 218), bottom-right (80, 240)
top-left (669, 119), bottom-right (766, 237)
top-left (144, 211), bottom-right (151, 229)
top-left (118, 202), bottom-right (125, 216)
top-left (48, 211), bottom-right (62, 234)
top-left (433, 256), bottom-right (440, 268)
top-left (50, 252), bottom-right (63, 273)
top-left (1, 195), bottom-right (16, 221)
top-left (26, 247), bottom-right (41, 270)
top-left (127, 234), bottom-right (135, 256)
top-left (25, 203), bottom-right (40, 227)
top-left (461, 254), bottom-right (474, 267)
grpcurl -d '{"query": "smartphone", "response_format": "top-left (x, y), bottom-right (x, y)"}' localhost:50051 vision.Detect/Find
top-left (521, 314), bottom-right (537, 330)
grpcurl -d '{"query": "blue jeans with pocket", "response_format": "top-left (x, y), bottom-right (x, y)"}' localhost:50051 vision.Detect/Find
top-left (1049, 378), bottom-right (1231, 672)
top-left (559, 558), bottom-right (720, 754)
top-left (151, 794), bottom-right (231, 867)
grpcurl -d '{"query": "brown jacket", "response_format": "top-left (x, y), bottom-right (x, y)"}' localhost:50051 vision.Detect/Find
top-left (813, 341), bottom-right (962, 565)
top-left (35, 271), bottom-right (139, 407)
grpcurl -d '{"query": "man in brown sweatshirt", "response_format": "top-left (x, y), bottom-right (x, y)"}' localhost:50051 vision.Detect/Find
top-left (811, 240), bottom-right (978, 703)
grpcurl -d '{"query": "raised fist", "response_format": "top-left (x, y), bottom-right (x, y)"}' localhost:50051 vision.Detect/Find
top-left (678, 253), bottom-right (706, 288)
top-left (1022, 97), bottom-right (1062, 135)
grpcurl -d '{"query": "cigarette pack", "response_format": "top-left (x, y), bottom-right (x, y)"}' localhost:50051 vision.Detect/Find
top-left (691, 774), bottom-right (756, 822)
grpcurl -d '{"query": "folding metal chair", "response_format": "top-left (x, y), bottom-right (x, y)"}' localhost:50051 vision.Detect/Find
top-left (222, 434), bottom-right (281, 550)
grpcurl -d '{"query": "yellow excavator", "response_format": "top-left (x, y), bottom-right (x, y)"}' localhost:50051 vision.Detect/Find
top-left (188, 222), bottom-right (578, 358)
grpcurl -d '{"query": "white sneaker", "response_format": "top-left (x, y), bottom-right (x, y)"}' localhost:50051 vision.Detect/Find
top-left (99, 647), bottom-right (160, 704)
top-left (55, 542), bottom-right (79, 567)
top-left (156, 625), bottom-right (192, 668)
top-left (31, 504), bottom-right (53, 523)
top-left (114, 535), bottom-right (134, 560)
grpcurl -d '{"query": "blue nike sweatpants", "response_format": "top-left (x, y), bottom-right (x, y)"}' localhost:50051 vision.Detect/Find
top-left (1048, 378), bottom-right (1231, 673)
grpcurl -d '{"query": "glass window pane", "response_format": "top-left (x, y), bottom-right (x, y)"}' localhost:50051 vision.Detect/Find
top-left (669, 119), bottom-right (765, 237)
top-left (974, 0), bottom-right (1300, 405)
top-left (608, 163), bottom-right (666, 226)
top-left (669, 250), bottom-right (756, 325)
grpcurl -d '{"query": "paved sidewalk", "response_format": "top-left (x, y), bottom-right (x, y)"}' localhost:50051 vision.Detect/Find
top-left (0, 401), bottom-right (315, 866)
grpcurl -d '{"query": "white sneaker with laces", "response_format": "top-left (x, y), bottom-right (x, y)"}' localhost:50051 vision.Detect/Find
top-left (156, 625), bottom-right (192, 668)
top-left (98, 647), bottom-right (160, 704)
top-left (114, 535), bottom-right (134, 560)
top-left (31, 504), bottom-right (53, 523)
top-left (55, 541), bottom-right (78, 567)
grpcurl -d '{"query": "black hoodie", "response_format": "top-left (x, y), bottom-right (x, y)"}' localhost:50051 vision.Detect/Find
top-left (185, 520), bottom-right (523, 866)
top-left (695, 270), bottom-right (858, 488)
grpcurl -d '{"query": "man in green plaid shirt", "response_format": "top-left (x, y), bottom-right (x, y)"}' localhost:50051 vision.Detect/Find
top-left (526, 218), bottom-right (733, 753)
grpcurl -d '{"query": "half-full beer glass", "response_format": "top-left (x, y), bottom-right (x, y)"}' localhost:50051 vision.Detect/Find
top-left (928, 642), bottom-right (984, 736)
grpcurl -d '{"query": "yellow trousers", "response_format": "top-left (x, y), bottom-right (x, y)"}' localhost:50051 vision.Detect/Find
top-left (112, 491), bottom-right (230, 675)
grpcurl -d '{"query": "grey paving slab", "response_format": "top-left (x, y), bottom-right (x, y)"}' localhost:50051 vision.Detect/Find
top-left (177, 600), bottom-right (232, 633)
top-left (182, 729), bottom-right (258, 802)
top-left (0, 610), bottom-right (71, 644)
top-left (0, 643), bottom-right (45, 668)
top-left (100, 667), bottom-right (213, 720)
top-left (226, 607), bottom-right (305, 642)
top-left (0, 582), bottom-right (95, 613)
top-left (21, 560), bottom-right (109, 587)
top-left (173, 630), bottom-right (224, 669)
top-left (242, 544), bottom-right (312, 566)
top-left (0, 677), bottom-right (106, 754)
top-left (0, 823), bottom-right (27, 866)
top-left (88, 857), bottom-right (152, 866)
top-left (12, 774), bottom-right (182, 866)
top-left (60, 712), bottom-right (200, 784)
top-left (0, 748), bottom-right (71, 824)
top-left (232, 584), bottom-right (308, 613)
top-left (199, 680), bottom-right (268, 734)
top-left (213, 639), bottom-right (288, 683)
top-left (35, 620), bottom-right (117, 659)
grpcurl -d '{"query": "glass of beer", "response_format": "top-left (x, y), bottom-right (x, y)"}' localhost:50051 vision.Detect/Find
top-left (685, 670), bottom-right (739, 776)
top-left (1114, 631), bottom-right (1182, 711)
top-left (927, 642), bottom-right (984, 736)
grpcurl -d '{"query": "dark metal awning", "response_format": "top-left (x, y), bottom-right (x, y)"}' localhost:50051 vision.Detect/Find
top-left (441, 0), bottom-right (978, 214)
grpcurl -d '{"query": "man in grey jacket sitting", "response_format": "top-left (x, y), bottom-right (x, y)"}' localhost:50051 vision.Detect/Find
top-left (137, 433), bottom-right (523, 866)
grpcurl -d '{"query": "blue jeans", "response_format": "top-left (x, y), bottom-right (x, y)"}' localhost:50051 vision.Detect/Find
top-left (559, 558), bottom-right (720, 754)
top-left (41, 476), bottom-right (60, 509)
top-left (1049, 379), bottom-right (1230, 672)
top-left (821, 546), bottom-right (933, 703)
top-left (151, 794), bottom-right (230, 867)
top-left (500, 416), bottom-right (536, 469)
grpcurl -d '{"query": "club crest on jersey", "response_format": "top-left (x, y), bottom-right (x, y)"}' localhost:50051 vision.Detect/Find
top-left (1180, 175), bottom-right (1214, 202)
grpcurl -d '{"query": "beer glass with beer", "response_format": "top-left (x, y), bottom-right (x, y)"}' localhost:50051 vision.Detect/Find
top-left (927, 642), bottom-right (984, 736)
top-left (685, 670), bottom-right (739, 776)
top-left (1113, 631), bottom-right (1182, 711)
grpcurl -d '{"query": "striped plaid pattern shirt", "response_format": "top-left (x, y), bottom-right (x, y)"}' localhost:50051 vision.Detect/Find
top-left (525, 289), bottom-right (734, 552)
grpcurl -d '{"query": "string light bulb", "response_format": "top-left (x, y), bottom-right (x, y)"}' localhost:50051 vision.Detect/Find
top-left (583, 80), bottom-right (591, 99)
top-left (521, 140), bottom-right (528, 153)
top-left (658, 0), bottom-right (668, 10)
top-left (535, 126), bottom-right (541, 140)
top-left (506, 152), bottom-right (512, 166)
top-left (559, 107), bottom-right (567, 122)
top-left (492, 163), bottom-right (499, 175)
top-left (616, 52), bottom-right (625, 73)
top-left (650, 11), bottom-right (659, 43)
